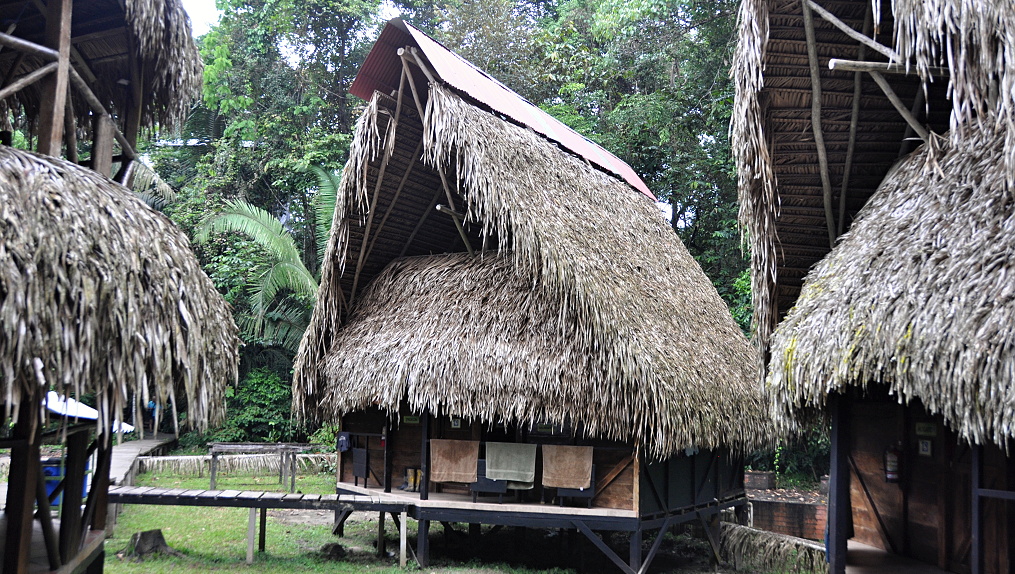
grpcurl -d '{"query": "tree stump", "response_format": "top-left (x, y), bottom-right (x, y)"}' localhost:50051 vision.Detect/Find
top-left (121, 529), bottom-right (183, 560)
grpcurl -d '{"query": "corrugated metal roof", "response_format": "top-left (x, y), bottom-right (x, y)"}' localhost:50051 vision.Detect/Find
top-left (351, 18), bottom-right (655, 200)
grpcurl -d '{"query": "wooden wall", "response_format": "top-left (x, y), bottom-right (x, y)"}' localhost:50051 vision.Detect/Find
top-left (337, 408), bottom-right (637, 509)
top-left (848, 390), bottom-right (1013, 573)
top-left (639, 449), bottom-right (744, 517)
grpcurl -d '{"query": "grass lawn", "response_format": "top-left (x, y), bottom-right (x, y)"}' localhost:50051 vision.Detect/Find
top-left (103, 469), bottom-right (563, 573)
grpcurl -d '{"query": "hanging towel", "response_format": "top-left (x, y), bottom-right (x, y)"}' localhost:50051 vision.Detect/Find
top-left (542, 445), bottom-right (594, 489)
top-left (485, 442), bottom-right (537, 482)
top-left (485, 442), bottom-right (537, 485)
top-left (429, 439), bottom-right (479, 483)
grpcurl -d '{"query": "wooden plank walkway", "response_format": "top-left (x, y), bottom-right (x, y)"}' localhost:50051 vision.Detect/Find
top-left (109, 433), bottom-right (177, 485)
top-left (107, 486), bottom-right (412, 566)
top-left (106, 485), bottom-right (409, 512)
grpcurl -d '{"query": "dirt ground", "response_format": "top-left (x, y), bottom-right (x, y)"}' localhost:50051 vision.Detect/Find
top-left (270, 509), bottom-right (736, 573)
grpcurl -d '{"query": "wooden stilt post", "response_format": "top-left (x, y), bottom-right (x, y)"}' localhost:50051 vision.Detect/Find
top-left (5, 393), bottom-right (42, 574)
top-left (383, 421), bottom-right (393, 493)
top-left (629, 527), bottom-right (642, 571)
top-left (417, 518), bottom-right (431, 567)
top-left (36, 0), bottom-right (72, 157)
top-left (259, 508), bottom-right (267, 552)
top-left (60, 428), bottom-right (89, 561)
top-left (246, 507), bottom-right (256, 564)
top-left (828, 394), bottom-right (851, 574)
top-left (420, 413), bottom-right (430, 501)
top-left (399, 510), bottom-right (407, 567)
top-left (377, 511), bottom-right (387, 557)
top-left (971, 444), bottom-right (982, 574)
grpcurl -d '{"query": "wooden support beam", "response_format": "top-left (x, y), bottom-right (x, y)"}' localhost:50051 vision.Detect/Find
top-left (868, 70), bottom-right (931, 142)
top-left (898, 87), bottom-right (925, 158)
top-left (5, 391), bottom-right (42, 574)
top-left (829, 58), bottom-right (950, 79)
top-left (376, 512), bottom-right (386, 557)
top-left (595, 455), bottom-right (633, 498)
top-left (636, 516), bottom-right (673, 574)
top-left (363, 138), bottom-right (423, 263)
top-left (60, 428), bottom-right (90, 562)
top-left (0, 31), bottom-right (59, 60)
top-left (801, 0), bottom-right (836, 248)
top-left (259, 508), bottom-right (267, 552)
top-left (848, 453), bottom-right (896, 552)
top-left (419, 413), bottom-right (430, 501)
top-left (828, 394), bottom-right (850, 574)
top-left (805, 0), bottom-right (900, 61)
top-left (971, 444), bottom-right (983, 574)
top-left (696, 511), bottom-right (722, 565)
top-left (417, 519), bottom-right (430, 567)
top-left (838, 5), bottom-right (871, 236)
top-left (572, 520), bottom-right (635, 574)
top-left (87, 432), bottom-right (113, 530)
top-left (36, 470), bottom-right (62, 570)
top-left (349, 66), bottom-right (407, 306)
top-left (399, 510), bottom-right (408, 567)
top-left (36, 0), bottom-right (72, 157)
top-left (246, 508), bottom-right (256, 564)
top-left (92, 113), bottom-right (114, 177)
top-left (398, 185), bottom-right (443, 257)
top-left (0, 60), bottom-right (57, 100)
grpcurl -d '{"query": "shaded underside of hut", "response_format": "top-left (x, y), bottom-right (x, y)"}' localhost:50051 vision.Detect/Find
top-left (0, 0), bottom-right (201, 132)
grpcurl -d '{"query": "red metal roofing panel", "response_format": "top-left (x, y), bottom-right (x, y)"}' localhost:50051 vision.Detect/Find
top-left (350, 19), bottom-right (654, 200)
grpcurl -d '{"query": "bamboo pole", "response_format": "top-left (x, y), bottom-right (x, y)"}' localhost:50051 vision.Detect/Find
top-left (837, 6), bottom-right (871, 236)
top-left (801, 0), bottom-right (836, 247)
top-left (399, 49), bottom-right (475, 254)
top-left (868, 71), bottom-right (930, 142)
top-left (350, 66), bottom-right (407, 305)
top-left (829, 58), bottom-right (950, 79)
top-left (362, 138), bottom-right (424, 263)
top-left (0, 61), bottom-right (58, 100)
top-left (805, 0), bottom-right (899, 61)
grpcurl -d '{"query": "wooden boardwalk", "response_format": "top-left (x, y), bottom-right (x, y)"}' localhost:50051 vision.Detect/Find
top-left (106, 485), bottom-right (409, 512)
top-left (106, 486), bottom-right (412, 566)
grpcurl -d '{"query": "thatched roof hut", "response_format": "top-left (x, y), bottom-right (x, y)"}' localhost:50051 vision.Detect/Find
top-left (0, 0), bottom-right (202, 132)
top-left (765, 122), bottom-right (1015, 448)
top-left (731, 0), bottom-right (1015, 352)
top-left (733, 1), bottom-right (1015, 570)
top-left (0, 146), bottom-right (238, 432)
top-left (295, 20), bottom-right (772, 461)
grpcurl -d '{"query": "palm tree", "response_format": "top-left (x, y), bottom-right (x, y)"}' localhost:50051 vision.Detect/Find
top-left (196, 166), bottom-right (339, 352)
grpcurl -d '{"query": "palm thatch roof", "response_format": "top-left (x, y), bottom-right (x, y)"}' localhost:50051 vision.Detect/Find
top-left (765, 122), bottom-right (1015, 448)
top-left (732, 0), bottom-right (1013, 352)
top-left (294, 57), bottom-right (773, 457)
top-left (0, 0), bottom-right (202, 131)
top-left (0, 146), bottom-right (238, 432)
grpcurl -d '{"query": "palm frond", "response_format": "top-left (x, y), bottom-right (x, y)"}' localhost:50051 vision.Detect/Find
top-left (196, 200), bottom-right (305, 265)
top-left (252, 260), bottom-right (319, 305)
top-left (131, 161), bottom-right (177, 208)
top-left (311, 165), bottom-right (340, 263)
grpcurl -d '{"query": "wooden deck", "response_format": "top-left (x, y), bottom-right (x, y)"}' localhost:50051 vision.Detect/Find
top-left (106, 485), bottom-right (409, 512)
top-left (336, 481), bottom-right (637, 518)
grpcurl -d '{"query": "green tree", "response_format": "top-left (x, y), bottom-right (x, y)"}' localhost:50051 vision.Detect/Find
top-left (196, 167), bottom-right (339, 353)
